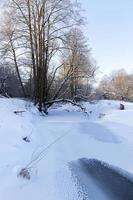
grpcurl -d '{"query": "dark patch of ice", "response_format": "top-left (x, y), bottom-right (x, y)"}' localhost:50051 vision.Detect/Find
top-left (69, 158), bottom-right (133, 200)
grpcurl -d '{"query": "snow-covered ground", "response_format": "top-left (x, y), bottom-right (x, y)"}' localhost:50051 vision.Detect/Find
top-left (0, 98), bottom-right (133, 200)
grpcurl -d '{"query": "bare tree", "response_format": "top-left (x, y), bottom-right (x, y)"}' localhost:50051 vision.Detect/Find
top-left (0, 12), bottom-right (26, 96)
top-left (59, 28), bottom-right (97, 100)
top-left (98, 69), bottom-right (133, 101)
top-left (2, 0), bottom-right (83, 112)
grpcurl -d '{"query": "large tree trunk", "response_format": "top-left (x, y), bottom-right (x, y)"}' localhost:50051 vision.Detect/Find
top-left (10, 40), bottom-right (26, 97)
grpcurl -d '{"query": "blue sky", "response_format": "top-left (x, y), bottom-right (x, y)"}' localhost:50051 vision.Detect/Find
top-left (0, 0), bottom-right (133, 78)
top-left (80, 0), bottom-right (133, 78)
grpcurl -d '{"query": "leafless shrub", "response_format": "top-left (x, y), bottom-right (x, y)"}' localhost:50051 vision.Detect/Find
top-left (18, 168), bottom-right (30, 180)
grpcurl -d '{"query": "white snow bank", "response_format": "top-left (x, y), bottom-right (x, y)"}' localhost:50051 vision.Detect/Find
top-left (0, 98), bottom-right (133, 200)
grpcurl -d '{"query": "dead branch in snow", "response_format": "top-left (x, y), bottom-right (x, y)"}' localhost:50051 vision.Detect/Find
top-left (44, 98), bottom-right (89, 115)
top-left (14, 111), bottom-right (26, 114)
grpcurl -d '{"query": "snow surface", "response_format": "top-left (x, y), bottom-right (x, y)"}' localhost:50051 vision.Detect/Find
top-left (0, 98), bottom-right (133, 199)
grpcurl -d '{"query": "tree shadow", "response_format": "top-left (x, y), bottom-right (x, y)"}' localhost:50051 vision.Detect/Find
top-left (79, 122), bottom-right (121, 143)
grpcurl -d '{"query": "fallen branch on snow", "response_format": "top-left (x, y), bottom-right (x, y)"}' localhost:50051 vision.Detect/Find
top-left (44, 99), bottom-right (89, 115)
top-left (14, 111), bottom-right (26, 115)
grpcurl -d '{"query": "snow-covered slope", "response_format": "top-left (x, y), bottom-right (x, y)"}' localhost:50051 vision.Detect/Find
top-left (0, 98), bottom-right (133, 200)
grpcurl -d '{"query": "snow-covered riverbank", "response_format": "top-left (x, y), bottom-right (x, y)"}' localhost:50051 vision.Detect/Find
top-left (0, 98), bottom-right (133, 200)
